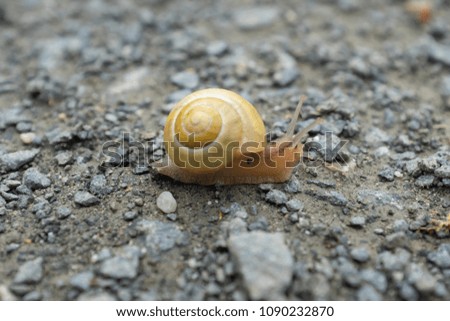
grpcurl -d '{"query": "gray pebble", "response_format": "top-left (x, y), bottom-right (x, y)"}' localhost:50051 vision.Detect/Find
top-left (123, 211), bottom-right (138, 221)
top-left (407, 263), bottom-right (437, 294)
top-left (248, 217), bottom-right (269, 231)
top-left (357, 189), bottom-right (402, 208)
top-left (364, 128), bottom-right (390, 146)
top-left (404, 159), bottom-right (421, 176)
top-left (289, 213), bottom-right (299, 223)
top-left (399, 282), bottom-right (418, 300)
top-left (434, 283), bottom-right (449, 298)
top-left (0, 196), bottom-right (6, 207)
top-left (89, 174), bottom-right (112, 196)
top-left (23, 290), bottom-right (42, 301)
top-left (226, 217), bottom-right (247, 235)
top-left (286, 199), bottom-right (303, 212)
top-left (392, 219), bottom-right (409, 232)
top-left (166, 213), bottom-right (177, 221)
top-left (435, 165), bottom-right (450, 178)
top-left (45, 128), bottom-right (74, 145)
top-left (156, 191), bottom-right (177, 214)
top-left (135, 220), bottom-right (188, 255)
top-left (391, 151), bottom-right (416, 161)
top-left (56, 206), bottom-right (72, 219)
top-left (54, 151), bottom-right (73, 166)
top-left (23, 167), bottom-right (51, 190)
top-left (337, 0), bottom-right (360, 12)
top-left (133, 165), bottom-right (150, 175)
top-left (0, 149), bottom-right (40, 171)
top-left (77, 291), bottom-right (116, 301)
top-left (70, 271), bottom-right (94, 291)
top-left (0, 106), bottom-right (29, 129)
top-left (350, 216), bottom-right (366, 228)
top-left (8, 284), bottom-right (33, 297)
top-left (378, 167), bottom-right (395, 182)
top-left (384, 231), bottom-right (409, 250)
top-left (206, 41), bottom-right (228, 56)
top-left (74, 191), bottom-right (100, 207)
top-left (166, 89), bottom-right (192, 104)
top-left (427, 244), bottom-right (450, 269)
top-left (428, 41), bottom-right (450, 67)
top-left (360, 269), bottom-right (388, 293)
top-left (284, 177), bottom-right (301, 193)
top-left (336, 258), bottom-right (361, 287)
top-left (350, 247), bottom-right (370, 263)
top-left (228, 231), bottom-right (293, 300)
top-left (378, 248), bottom-right (411, 271)
top-left (419, 157), bottom-right (439, 172)
top-left (16, 122), bottom-right (32, 133)
top-left (233, 7), bottom-right (279, 30)
top-left (415, 175), bottom-right (435, 188)
top-left (91, 248), bottom-right (112, 263)
top-left (273, 68), bottom-right (299, 87)
top-left (234, 210), bottom-right (248, 220)
top-left (441, 76), bottom-right (450, 97)
top-left (6, 243), bottom-right (20, 253)
top-left (265, 189), bottom-right (288, 205)
top-left (356, 284), bottom-right (382, 300)
top-left (14, 257), bottom-right (44, 284)
top-left (0, 79), bottom-right (18, 96)
top-left (170, 71), bottom-right (199, 89)
top-left (99, 246), bottom-right (140, 279)
top-left (373, 146), bottom-right (389, 159)
top-left (349, 57), bottom-right (371, 77)
top-left (259, 183), bottom-right (273, 191)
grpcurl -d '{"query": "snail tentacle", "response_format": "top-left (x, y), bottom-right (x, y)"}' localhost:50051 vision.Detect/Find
top-left (277, 95), bottom-right (322, 148)
top-left (291, 117), bottom-right (323, 148)
top-left (286, 95), bottom-right (306, 139)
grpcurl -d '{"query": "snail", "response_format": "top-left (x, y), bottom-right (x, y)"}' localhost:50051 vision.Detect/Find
top-left (152, 88), bottom-right (323, 185)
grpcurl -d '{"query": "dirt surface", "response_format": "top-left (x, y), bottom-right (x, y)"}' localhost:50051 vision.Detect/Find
top-left (0, 0), bottom-right (449, 301)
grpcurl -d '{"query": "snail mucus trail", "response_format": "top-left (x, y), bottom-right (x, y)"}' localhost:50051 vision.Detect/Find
top-left (152, 88), bottom-right (327, 185)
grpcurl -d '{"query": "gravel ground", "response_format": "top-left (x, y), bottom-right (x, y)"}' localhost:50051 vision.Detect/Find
top-left (0, 0), bottom-right (450, 301)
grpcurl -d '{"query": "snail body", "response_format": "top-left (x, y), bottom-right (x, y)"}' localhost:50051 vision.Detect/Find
top-left (153, 88), bottom-right (322, 185)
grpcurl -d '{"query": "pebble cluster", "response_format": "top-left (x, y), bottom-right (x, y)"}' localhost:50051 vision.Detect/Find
top-left (0, 0), bottom-right (449, 301)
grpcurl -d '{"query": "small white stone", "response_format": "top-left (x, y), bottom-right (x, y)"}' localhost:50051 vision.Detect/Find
top-left (20, 133), bottom-right (36, 145)
top-left (394, 171), bottom-right (403, 178)
top-left (156, 191), bottom-right (177, 214)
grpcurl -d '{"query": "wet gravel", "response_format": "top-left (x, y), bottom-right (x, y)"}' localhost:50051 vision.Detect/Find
top-left (0, 0), bottom-right (449, 301)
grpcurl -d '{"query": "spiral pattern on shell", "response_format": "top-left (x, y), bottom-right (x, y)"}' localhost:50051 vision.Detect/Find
top-left (164, 88), bottom-right (266, 173)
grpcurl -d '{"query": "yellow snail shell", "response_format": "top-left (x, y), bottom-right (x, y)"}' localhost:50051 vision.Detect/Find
top-left (163, 88), bottom-right (266, 174)
top-left (153, 88), bottom-right (325, 185)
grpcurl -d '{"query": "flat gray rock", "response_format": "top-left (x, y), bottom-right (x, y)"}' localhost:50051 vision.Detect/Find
top-left (74, 191), bottom-right (100, 207)
top-left (135, 220), bottom-right (189, 256)
top-left (99, 246), bottom-right (140, 279)
top-left (23, 167), bottom-right (51, 190)
top-left (70, 271), bottom-right (94, 290)
top-left (14, 257), bottom-right (44, 284)
top-left (228, 231), bottom-right (293, 300)
top-left (0, 149), bottom-right (40, 172)
top-left (170, 71), bottom-right (199, 89)
top-left (428, 42), bottom-right (450, 66)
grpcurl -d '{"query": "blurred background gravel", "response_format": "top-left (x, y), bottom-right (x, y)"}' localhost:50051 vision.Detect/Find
top-left (0, 0), bottom-right (449, 300)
